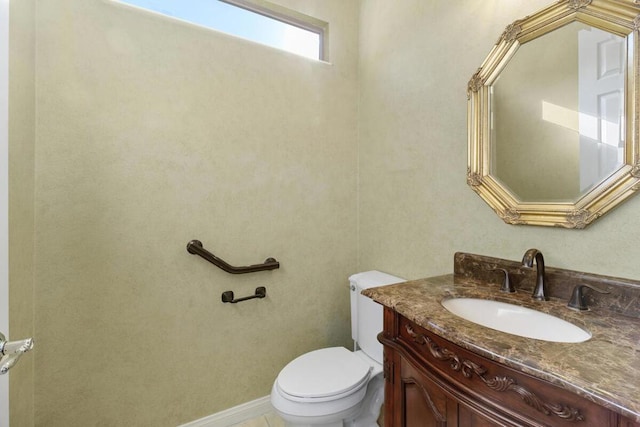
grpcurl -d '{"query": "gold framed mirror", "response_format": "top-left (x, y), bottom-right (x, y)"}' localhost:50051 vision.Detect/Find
top-left (467, 0), bottom-right (640, 228)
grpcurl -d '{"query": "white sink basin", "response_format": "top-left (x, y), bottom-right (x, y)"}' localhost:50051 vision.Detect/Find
top-left (441, 298), bottom-right (591, 343)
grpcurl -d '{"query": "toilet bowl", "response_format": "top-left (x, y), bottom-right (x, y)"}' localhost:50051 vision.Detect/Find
top-left (271, 347), bottom-right (383, 426)
top-left (270, 271), bottom-right (405, 427)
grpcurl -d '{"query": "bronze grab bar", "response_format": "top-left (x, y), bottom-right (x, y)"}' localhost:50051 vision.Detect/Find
top-left (186, 240), bottom-right (280, 274)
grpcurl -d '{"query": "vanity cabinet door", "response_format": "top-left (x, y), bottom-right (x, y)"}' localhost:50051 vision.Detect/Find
top-left (620, 416), bottom-right (640, 427)
top-left (394, 352), bottom-right (506, 426)
top-left (456, 404), bottom-right (503, 427)
top-left (397, 354), bottom-right (456, 426)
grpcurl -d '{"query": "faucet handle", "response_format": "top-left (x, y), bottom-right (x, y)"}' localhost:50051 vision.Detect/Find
top-left (567, 284), bottom-right (609, 311)
top-left (489, 268), bottom-right (515, 293)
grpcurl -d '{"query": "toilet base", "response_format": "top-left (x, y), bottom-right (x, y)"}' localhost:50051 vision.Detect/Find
top-left (274, 375), bottom-right (384, 427)
top-left (280, 417), bottom-right (379, 427)
top-left (282, 421), bottom-right (342, 427)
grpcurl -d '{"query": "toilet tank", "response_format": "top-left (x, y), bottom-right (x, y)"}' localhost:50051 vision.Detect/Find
top-left (349, 271), bottom-right (405, 364)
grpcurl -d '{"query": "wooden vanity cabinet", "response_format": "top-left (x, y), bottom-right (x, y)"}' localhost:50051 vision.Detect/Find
top-left (380, 308), bottom-right (640, 427)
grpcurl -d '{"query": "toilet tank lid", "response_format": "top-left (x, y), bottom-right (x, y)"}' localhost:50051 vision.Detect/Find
top-left (349, 270), bottom-right (405, 290)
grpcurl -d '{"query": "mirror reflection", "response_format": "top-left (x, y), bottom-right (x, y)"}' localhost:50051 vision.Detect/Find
top-left (490, 22), bottom-right (626, 203)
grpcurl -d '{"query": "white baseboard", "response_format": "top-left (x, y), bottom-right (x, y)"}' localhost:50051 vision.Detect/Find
top-left (178, 396), bottom-right (274, 427)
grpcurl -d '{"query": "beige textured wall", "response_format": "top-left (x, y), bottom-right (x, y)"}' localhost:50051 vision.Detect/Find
top-left (33, 1), bottom-right (359, 425)
top-left (358, 0), bottom-right (640, 281)
top-left (8, 0), bottom-right (36, 425)
top-left (11, 1), bottom-right (640, 426)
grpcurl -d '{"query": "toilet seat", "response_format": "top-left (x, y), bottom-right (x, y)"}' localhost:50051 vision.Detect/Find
top-left (275, 347), bottom-right (372, 402)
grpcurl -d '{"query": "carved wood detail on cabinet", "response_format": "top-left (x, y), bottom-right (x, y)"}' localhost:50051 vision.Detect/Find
top-left (405, 323), bottom-right (585, 422)
top-left (380, 308), bottom-right (635, 427)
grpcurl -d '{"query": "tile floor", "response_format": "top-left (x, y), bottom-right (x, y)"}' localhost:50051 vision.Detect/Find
top-left (230, 411), bottom-right (285, 427)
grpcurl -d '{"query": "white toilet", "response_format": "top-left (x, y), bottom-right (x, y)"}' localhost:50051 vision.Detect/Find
top-left (271, 271), bottom-right (406, 427)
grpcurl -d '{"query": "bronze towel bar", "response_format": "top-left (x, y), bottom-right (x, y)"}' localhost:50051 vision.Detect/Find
top-left (186, 240), bottom-right (280, 274)
top-left (222, 287), bottom-right (267, 303)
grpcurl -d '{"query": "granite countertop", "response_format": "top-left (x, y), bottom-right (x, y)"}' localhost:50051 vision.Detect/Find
top-left (362, 274), bottom-right (640, 422)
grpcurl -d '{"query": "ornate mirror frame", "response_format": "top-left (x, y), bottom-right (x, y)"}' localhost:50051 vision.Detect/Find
top-left (467, 0), bottom-right (640, 228)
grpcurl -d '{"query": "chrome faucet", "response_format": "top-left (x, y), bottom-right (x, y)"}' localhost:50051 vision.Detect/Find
top-left (521, 249), bottom-right (549, 301)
